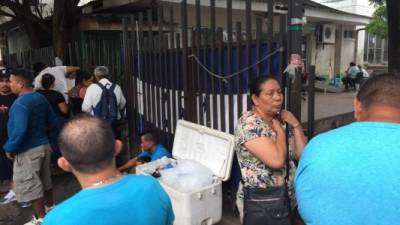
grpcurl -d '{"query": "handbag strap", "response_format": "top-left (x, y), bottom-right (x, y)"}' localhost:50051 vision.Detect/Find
top-left (284, 125), bottom-right (290, 182)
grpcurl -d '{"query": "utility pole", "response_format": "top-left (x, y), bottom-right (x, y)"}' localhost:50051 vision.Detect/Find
top-left (287, 0), bottom-right (304, 120)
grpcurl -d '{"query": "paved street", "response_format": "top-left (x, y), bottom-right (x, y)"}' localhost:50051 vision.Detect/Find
top-left (301, 91), bottom-right (356, 122)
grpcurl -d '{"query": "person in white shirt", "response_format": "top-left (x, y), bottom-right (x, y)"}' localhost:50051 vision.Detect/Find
top-left (33, 62), bottom-right (80, 102)
top-left (358, 64), bottom-right (370, 78)
top-left (82, 66), bottom-right (126, 121)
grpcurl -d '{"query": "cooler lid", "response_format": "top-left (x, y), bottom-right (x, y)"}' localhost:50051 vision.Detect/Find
top-left (172, 120), bottom-right (235, 181)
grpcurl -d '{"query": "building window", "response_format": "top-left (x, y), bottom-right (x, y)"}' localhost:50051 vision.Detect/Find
top-left (343, 30), bottom-right (355, 39)
top-left (364, 33), bottom-right (388, 64)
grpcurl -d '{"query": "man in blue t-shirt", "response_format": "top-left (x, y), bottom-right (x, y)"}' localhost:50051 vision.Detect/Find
top-left (118, 130), bottom-right (171, 172)
top-left (43, 115), bottom-right (174, 225)
top-left (295, 74), bottom-right (400, 225)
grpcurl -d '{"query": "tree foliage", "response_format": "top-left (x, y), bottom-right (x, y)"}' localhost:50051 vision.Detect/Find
top-left (367, 4), bottom-right (388, 38)
top-left (369, 0), bottom-right (400, 73)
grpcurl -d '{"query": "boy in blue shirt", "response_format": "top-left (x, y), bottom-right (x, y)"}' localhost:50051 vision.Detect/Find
top-left (118, 130), bottom-right (171, 172)
top-left (44, 115), bottom-right (174, 225)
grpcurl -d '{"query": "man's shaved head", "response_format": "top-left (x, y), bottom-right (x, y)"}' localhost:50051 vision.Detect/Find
top-left (58, 115), bottom-right (115, 174)
top-left (357, 74), bottom-right (400, 110)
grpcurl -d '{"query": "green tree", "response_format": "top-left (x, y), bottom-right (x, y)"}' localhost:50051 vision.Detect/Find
top-left (367, 4), bottom-right (387, 38)
top-left (369, 0), bottom-right (400, 73)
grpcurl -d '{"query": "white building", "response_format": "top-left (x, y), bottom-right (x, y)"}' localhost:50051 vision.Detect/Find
top-left (315, 0), bottom-right (374, 16)
top-left (314, 0), bottom-right (387, 67)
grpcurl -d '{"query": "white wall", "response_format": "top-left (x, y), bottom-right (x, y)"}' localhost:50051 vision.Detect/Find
top-left (307, 24), bottom-right (359, 78)
top-left (314, 0), bottom-right (374, 16)
top-left (341, 36), bottom-right (356, 73)
top-left (308, 32), bottom-right (336, 78)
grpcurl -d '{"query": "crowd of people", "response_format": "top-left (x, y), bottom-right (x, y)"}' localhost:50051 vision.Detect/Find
top-left (0, 57), bottom-right (399, 225)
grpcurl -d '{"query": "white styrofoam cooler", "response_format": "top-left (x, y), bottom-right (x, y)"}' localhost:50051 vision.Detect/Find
top-left (136, 120), bottom-right (235, 225)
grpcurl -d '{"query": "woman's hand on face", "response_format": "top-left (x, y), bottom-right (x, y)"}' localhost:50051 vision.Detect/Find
top-left (271, 118), bottom-right (285, 135)
top-left (280, 110), bottom-right (300, 127)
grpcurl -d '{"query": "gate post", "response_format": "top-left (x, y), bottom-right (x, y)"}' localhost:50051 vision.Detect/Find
top-left (288, 0), bottom-right (304, 120)
top-left (181, 0), bottom-right (196, 123)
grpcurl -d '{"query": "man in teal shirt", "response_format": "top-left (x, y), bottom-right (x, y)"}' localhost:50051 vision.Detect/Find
top-left (295, 74), bottom-right (400, 225)
top-left (44, 115), bottom-right (174, 225)
top-left (342, 62), bottom-right (360, 90)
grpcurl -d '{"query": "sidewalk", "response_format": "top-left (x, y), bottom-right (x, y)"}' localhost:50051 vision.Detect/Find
top-left (301, 91), bottom-right (356, 122)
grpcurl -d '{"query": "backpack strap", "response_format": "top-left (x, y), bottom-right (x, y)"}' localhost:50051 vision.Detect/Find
top-left (97, 82), bottom-right (116, 91)
top-left (96, 82), bottom-right (106, 90)
top-left (109, 83), bottom-right (116, 91)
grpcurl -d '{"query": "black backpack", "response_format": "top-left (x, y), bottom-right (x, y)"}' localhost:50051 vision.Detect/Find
top-left (93, 83), bottom-right (118, 126)
top-left (356, 71), bottom-right (364, 80)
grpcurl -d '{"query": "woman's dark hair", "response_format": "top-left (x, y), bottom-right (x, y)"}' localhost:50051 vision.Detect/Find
top-left (41, 73), bottom-right (55, 90)
top-left (75, 70), bottom-right (93, 86)
top-left (33, 62), bottom-right (46, 77)
top-left (249, 76), bottom-right (279, 105)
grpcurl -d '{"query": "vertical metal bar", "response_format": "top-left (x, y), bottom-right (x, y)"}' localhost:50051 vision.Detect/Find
top-left (236, 22), bottom-right (243, 118)
top-left (195, 0), bottom-right (203, 125)
top-left (227, 0), bottom-right (234, 134)
top-left (175, 34), bottom-right (182, 122)
top-left (267, 0), bottom-right (274, 75)
top-left (75, 42), bottom-right (81, 67)
top-left (256, 17), bottom-right (262, 77)
top-left (217, 27), bottom-right (226, 132)
top-left (148, 9), bottom-right (156, 126)
top-left (122, 17), bottom-right (135, 150)
top-left (158, 6), bottom-right (167, 143)
top-left (308, 65), bottom-right (315, 138)
top-left (280, 15), bottom-right (288, 84)
top-left (130, 15), bottom-right (139, 150)
top-left (210, 0), bottom-right (218, 129)
top-left (203, 28), bottom-right (211, 128)
top-left (190, 28), bottom-right (198, 124)
top-left (163, 35), bottom-right (172, 147)
top-left (181, 0), bottom-right (195, 122)
top-left (139, 12), bottom-right (149, 124)
top-left (245, 0), bottom-right (252, 110)
top-left (122, 17), bottom-right (129, 115)
top-left (169, 6), bottom-right (177, 133)
top-left (288, 0), bottom-right (304, 121)
top-left (68, 43), bottom-right (73, 65)
top-left (181, 0), bottom-right (188, 122)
